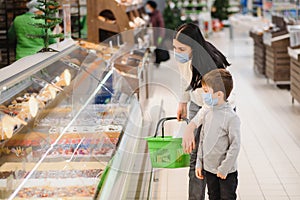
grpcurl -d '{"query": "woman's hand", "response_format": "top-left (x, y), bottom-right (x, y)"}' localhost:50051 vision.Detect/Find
top-left (182, 122), bottom-right (196, 153)
top-left (177, 102), bottom-right (187, 121)
top-left (195, 168), bottom-right (204, 180)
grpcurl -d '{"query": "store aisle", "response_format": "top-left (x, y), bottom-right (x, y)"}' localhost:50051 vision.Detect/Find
top-left (147, 27), bottom-right (300, 200)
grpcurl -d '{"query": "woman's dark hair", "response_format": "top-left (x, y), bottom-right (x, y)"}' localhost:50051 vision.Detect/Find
top-left (146, 0), bottom-right (157, 9)
top-left (174, 23), bottom-right (230, 90)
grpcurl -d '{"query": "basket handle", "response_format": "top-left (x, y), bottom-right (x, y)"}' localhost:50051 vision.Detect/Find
top-left (154, 117), bottom-right (189, 138)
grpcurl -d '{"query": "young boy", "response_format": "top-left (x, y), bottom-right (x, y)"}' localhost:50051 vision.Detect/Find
top-left (185, 69), bottom-right (241, 200)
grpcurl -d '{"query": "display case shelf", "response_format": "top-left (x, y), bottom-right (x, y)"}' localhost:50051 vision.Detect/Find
top-left (250, 31), bottom-right (266, 75)
top-left (290, 57), bottom-right (300, 103)
top-left (0, 78), bottom-right (32, 104)
top-left (124, 3), bottom-right (144, 13)
top-left (263, 15), bottom-right (292, 83)
top-left (264, 39), bottom-right (291, 82)
top-left (0, 37), bottom-right (152, 199)
top-left (288, 47), bottom-right (300, 104)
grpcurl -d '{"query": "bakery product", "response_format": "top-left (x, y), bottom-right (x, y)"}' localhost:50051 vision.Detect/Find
top-left (55, 69), bottom-right (72, 87)
top-left (28, 96), bottom-right (39, 117)
top-left (1, 115), bottom-right (17, 138)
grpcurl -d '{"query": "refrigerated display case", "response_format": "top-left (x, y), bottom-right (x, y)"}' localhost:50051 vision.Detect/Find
top-left (0, 38), bottom-right (152, 199)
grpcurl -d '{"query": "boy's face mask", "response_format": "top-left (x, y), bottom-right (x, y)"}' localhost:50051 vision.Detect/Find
top-left (202, 92), bottom-right (218, 106)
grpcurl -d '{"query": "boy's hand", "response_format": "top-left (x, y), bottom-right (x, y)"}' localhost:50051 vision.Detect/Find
top-left (217, 172), bottom-right (226, 179)
top-left (195, 168), bottom-right (204, 180)
top-left (182, 122), bottom-right (196, 153)
top-left (177, 103), bottom-right (187, 121)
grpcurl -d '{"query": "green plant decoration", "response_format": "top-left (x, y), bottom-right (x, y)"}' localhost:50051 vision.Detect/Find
top-left (163, 0), bottom-right (183, 31)
top-left (28, 0), bottom-right (63, 52)
top-left (211, 0), bottom-right (230, 21)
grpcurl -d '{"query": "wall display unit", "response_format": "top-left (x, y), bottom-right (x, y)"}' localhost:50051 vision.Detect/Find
top-left (0, 0), bottom-right (10, 67)
top-left (175, 0), bottom-right (212, 34)
top-left (262, 0), bottom-right (300, 20)
top-left (228, 0), bottom-right (240, 14)
top-left (69, 0), bottom-right (82, 39)
top-left (0, 0), bottom-right (29, 68)
top-left (86, 0), bottom-right (147, 44)
top-left (67, 0), bottom-right (87, 39)
top-left (0, 35), bottom-right (152, 199)
top-left (177, 0), bottom-right (209, 19)
top-left (253, 0), bottom-right (263, 16)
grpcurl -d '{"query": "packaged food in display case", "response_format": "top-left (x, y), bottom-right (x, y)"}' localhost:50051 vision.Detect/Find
top-left (0, 38), bottom-right (148, 199)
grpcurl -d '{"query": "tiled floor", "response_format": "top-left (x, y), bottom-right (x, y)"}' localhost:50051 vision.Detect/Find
top-left (147, 27), bottom-right (300, 199)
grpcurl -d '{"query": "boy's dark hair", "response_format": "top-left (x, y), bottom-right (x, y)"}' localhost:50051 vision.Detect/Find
top-left (146, 0), bottom-right (157, 9)
top-left (202, 69), bottom-right (233, 100)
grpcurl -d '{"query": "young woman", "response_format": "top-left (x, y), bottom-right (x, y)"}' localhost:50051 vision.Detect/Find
top-left (173, 23), bottom-right (230, 200)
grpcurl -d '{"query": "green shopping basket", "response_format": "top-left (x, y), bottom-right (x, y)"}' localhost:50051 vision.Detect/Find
top-left (145, 117), bottom-right (190, 168)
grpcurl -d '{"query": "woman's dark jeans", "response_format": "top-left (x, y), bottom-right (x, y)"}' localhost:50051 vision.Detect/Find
top-left (188, 101), bottom-right (206, 200)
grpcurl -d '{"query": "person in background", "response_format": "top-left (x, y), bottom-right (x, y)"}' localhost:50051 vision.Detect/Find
top-left (145, 0), bottom-right (165, 46)
top-left (173, 23), bottom-right (231, 200)
top-left (192, 69), bottom-right (241, 200)
top-left (240, 0), bottom-right (248, 14)
top-left (8, 0), bottom-right (56, 60)
top-left (146, 0), bottom-right (169, 66)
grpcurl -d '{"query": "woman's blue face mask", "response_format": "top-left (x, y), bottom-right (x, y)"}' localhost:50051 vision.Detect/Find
top-left (174, 51), bottom-right (190, 63)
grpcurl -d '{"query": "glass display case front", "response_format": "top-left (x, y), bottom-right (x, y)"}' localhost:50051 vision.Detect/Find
top-left (0, 40), bottom-right (145, 199)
